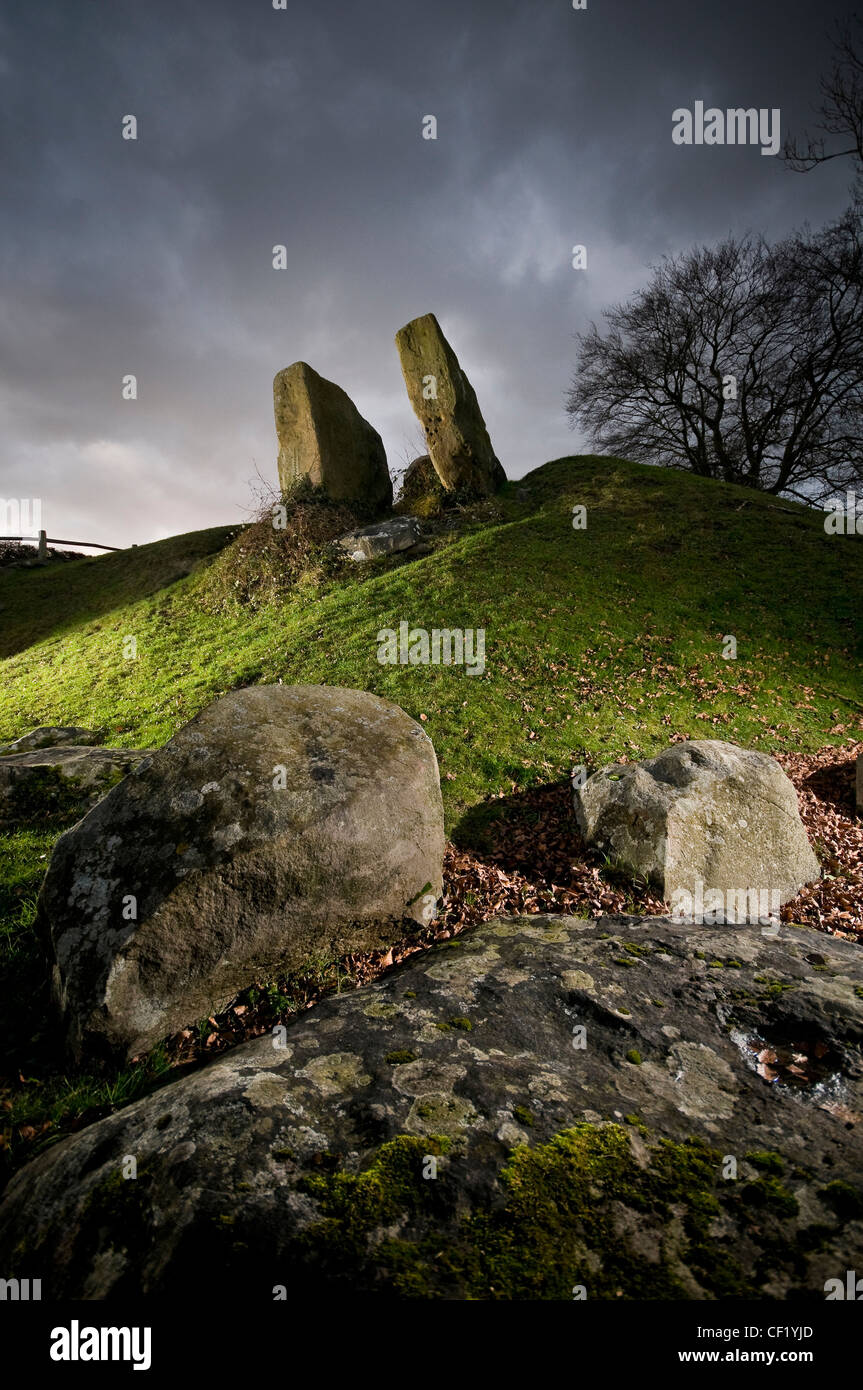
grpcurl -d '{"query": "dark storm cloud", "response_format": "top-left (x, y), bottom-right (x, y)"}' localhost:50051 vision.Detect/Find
top-left (0, 0), bottom-right (854, 543)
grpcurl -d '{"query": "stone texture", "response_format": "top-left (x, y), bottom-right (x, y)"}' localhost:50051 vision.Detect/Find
top-left (37, 685), bottom-right (444, 1065)
top-left (0, 726), bottom-right (103, 755)
top-left (2, 913), bottom-right (862, 1299)
top-left (0, 746), bottom-right (151, 828)
top-left (395, 313), bottom-right (505, 495)
top-left (335, 516), bottom-right (421, 561)
top-left (273, 362), bottom-right (392, 512)
top-left (574, 740), bottom-right (820, 908)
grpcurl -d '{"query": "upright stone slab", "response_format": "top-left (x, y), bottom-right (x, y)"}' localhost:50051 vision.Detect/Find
top-left (273, 362), bottom-right (392, 512)
top-left (395, 313), bottom-right (505, 495)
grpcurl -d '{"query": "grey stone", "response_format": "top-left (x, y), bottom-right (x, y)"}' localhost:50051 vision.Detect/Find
top-left (37, 685), bottom-right (444, 1065)
top-left (1, 913), bottom-right (861, 1299)
top-left (273, 362), bottom-right (392, 512)
top-left (335, 516), bottom-right (421, 561)
top-left (574, 739), bottom-right (820, 909)
top-left (0, 746), bottom-right (151, 828)
top-left (0, 726), bottom-right (104, 754)
top-left (395, 313), bottom-right (505, 495)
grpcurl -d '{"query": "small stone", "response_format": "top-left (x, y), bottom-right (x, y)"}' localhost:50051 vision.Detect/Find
top-left (335, 516), bottom-right (421, 561)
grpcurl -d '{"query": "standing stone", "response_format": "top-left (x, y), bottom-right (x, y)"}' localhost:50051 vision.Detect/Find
top-left (38, 685), bottom-right (444, 1065)
top-left (395, 314), bottom-right (505, 495)
top-left (273, 362), bottom-right (392, 512)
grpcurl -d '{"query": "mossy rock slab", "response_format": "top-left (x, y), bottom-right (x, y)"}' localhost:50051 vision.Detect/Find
top-left (0, 726), bottom-right (104, 755)
top-left (2, 914), bottom-right (862, 1299)
top-left (0, 745), bottom-right (151, 828)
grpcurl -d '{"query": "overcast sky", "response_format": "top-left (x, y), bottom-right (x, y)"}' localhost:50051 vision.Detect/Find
top-left (0, 0), bottom-right (856, 546)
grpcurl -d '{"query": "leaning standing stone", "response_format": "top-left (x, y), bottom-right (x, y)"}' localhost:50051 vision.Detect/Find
top-left (395, 313), bottom-right (505, 495)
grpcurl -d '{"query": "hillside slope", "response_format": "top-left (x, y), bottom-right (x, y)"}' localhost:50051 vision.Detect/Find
top-left (0, 456), bottom-right (859, 835)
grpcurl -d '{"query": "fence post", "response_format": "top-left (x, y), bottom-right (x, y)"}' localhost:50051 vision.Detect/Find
top-left (37, 529), bottom-right (48, 561)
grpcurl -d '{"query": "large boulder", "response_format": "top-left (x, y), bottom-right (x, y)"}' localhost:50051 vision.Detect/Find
top-left (37, 685), bottom-right (444, 1066)
top-left (1, 913), bottom-right (862, 1300)
top-left (395, 313), bottom-right (505, 496)
top-left (0, 745), bottom-right (151, 828)
top-left (574, 740), bottom-right (820, 912)
top-left (273, 362), bottom-right (392, 512)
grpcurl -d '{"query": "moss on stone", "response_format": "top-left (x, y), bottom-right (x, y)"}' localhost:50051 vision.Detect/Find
top-left (513, 1105), bottom-right (535, 1128)
top-left (6, 766), bottom-right (92, 826)
top-left (292, 1122), bottom-right (759, 1300)
top-left (745, 1150), bottom-right (785, 1176)
top-left (437, 1015), bottom-right (473, 1032)
top-left (385, 1049), bottom-right (419, 1065)
top-left (740, 1175), bottom-right (799, 1218)
top-left (82, 1164), bottom-right (153, 1260)
top-left (753, 975), bottom-right (798, 1000)
top-left (625, 1049), bottom-right (643, 1065)
top-left (818, 1179), bottom-right (863, 1220)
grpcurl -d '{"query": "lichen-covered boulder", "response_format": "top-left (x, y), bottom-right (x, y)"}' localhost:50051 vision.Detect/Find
top-left (395, 314), bottom-right (505, 496)
top-left (273, 361), bottom-right (392, 512)
top-left (2, 913), bottom-right (862, 1300)
top-left (37, 685), bottom-right (444, 1065)
top-left (574, 740), bottom-right (820, 910)
top-left (0, 746), bottom-right (151, 828)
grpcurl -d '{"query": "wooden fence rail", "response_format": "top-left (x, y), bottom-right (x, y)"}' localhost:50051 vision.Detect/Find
top-left (1, 530), bottom-right (123, 554)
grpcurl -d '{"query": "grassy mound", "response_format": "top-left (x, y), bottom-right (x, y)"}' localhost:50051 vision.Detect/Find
top-left (0, 455), bottom-right (858, 821)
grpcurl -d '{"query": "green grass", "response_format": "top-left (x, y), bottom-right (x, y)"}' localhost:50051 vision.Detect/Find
top-left (0, 454), bottom-right (861, 1178)
top-left (1, 457), bottom-right (859, 830)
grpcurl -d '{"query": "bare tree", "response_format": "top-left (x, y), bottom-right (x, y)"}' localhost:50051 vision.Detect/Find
top-left (566, 210), bottom-right (863, 502)
top-left (782, 15), bottom-right (863, 182)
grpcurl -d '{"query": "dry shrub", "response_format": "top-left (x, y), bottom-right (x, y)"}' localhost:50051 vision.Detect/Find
top-left (198, 480), bottom-right (370, 612)
top-left (393, 454), bottom-right (454, 518)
